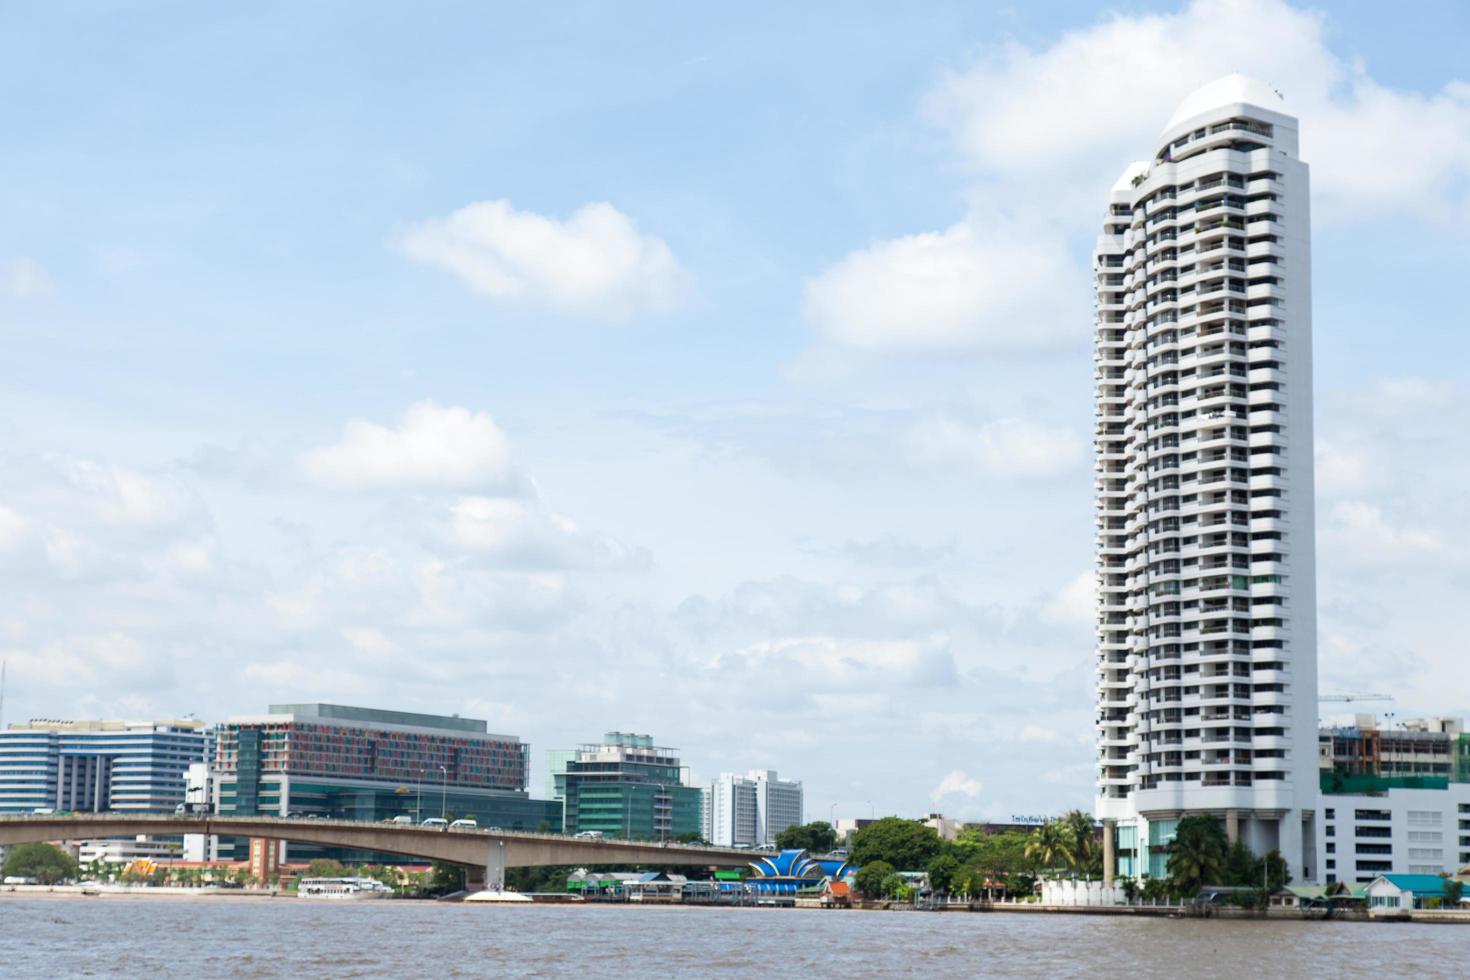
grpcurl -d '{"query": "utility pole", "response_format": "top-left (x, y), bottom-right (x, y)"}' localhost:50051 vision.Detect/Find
top-left (439, 765), bottom-right (447, 820)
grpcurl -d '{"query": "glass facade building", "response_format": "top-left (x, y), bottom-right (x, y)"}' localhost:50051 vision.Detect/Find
top-left (554, 732), bottom-right (704, 840)
top-left (214, 704), bottom-right (556, 862)
top-left (0, 719), bottom-right (209, 814)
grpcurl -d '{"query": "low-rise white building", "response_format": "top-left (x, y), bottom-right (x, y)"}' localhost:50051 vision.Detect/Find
top-left (77, 836), bottom-right (182, 865)
top-left (1319, 782), bottom-right (1470, 884)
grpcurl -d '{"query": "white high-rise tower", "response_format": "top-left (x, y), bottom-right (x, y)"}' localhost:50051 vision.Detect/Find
top-left (1093, 76), bottom-right (1319, 884)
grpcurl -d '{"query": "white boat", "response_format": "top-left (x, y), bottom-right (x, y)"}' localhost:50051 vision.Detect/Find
top-left (297, 876), bottom-right (394, 899)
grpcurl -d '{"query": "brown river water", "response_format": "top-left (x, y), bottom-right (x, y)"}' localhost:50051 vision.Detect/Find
top-left (0, 897), bottom-right (1458, 978)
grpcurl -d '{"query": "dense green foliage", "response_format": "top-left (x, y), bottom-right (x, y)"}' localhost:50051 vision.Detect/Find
top-left (1443, 877), bottom-right (1464, 906)
top-left (305, 858), bottom-right (348, 878)
top-left (775, 821), bottom-right (838, 854)
top-left (1165, 815), bottom-right (1228, 895)
top-left (1161, 816), bottom-right (1290, 899)
top-left (3, 842), bottom-right (78, 884)
top-left (428, 860), bottom-right (465, 894)
top-left (1022, 810), bottom-right (1101, 876)
top-left (848, 818), bottom-right (941, 871)
top-left (853, 860), bottom-right (895, 898)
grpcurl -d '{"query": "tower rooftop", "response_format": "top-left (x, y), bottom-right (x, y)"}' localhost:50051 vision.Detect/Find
top-left (1165, 73), bottom-right (1285, 131)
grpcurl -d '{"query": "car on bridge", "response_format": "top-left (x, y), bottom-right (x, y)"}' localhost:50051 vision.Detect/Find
top-left (449, 818), bottom-right (478, 831)
top-left (421, 818), bottom-right (448, 830)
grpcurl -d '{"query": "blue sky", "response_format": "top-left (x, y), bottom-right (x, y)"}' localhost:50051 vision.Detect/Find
top-left (3, 0), bottom-right (1470, 822)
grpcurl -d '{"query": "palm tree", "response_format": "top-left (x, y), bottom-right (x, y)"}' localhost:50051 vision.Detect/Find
top-left (1166, 816), bottom-right (1227, 895)
top-left (1024, 819), bottom-right (1068, 872)
top-left (1059, 809), bottom-right (1098, 874)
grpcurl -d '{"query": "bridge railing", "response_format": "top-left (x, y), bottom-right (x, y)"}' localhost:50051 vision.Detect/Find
top-left (0, 813), bottom-right (754, 855)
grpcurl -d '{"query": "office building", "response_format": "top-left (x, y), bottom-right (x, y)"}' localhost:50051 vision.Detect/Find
top-left (707, 773), bottom-right (758, 846)
top-left (214, 703), bottom-right (556, 860)
top-left (0, 718), bottom-right (209, 814)
top-left (752, 770), bottom-right (802, 845)
top-left (1319, 785), bottom-right (1470, 883)
top-left (706, 769), bottom-right (803, 847)
top-left (554, 732), bottom-right (702, 840)
top-left (1093, 75), bottom-right (1320, 882)
top-left (1316, 715), bottom-right (1470, 881)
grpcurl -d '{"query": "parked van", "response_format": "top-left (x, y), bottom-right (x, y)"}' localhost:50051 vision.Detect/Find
top-left (421, 817), bottom-right (449, 830)
top-left (449, 818), bottom-right (478, 831)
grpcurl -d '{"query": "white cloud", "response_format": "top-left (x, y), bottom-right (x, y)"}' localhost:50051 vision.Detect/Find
top-left (0, 505), bottom-right (28, 552)
top-left (446, 494), bottom-right (644, 571)
top-left (1322, 501), bottom-right (1447, 564)
top-left (926, 0), bottom-right (1470, 221)
top-left (810, 0), bottom-right (1470, 356)
top-left (0, 256), bottom-right (53, 300)
top-left (1363, 376), bottom-right (1458, 415)
top-left (908, 414), bottom-right (1084, 479)
top-left (400, 198), bottom-right (685, 319)
top-left (712, 635), bottom-right (958, 691)
top-left (1315, 439), bottom-right (1377, 497)
top-left (1017, 725), bottom-right (1065, 744)
top-left (302, 401), bottom-right (513, 492)
top-left (802, 220), bottom-right (1080, 354)
top-left (1040, 571), bottom-right (1095, 628)
top-left (930, 769), bottom-right (983, 804)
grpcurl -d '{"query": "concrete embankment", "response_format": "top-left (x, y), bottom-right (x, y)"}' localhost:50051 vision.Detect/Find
top-left (2, 884), bottom-right (290, 899)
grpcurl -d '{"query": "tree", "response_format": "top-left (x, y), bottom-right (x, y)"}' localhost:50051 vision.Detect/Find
top-left (849, 818), bottom-right (941, 871)
top-left (1259, 848), bottom-right (1290, 893)
top-left (1059, 810), bottom-right (1099, 874)
top-left (1024, 820), bottom-right (1069, 872)
top-left (672, 831), bottom-right (706, 844)
top-left (1166, 816), bottom-right (1227, 896)
top-left (952, 830), bottom-right (1038, 898)
top-left (926, 852), bottom-right (960, 894)
top-left (428, 861), bottom-right (465, 894)
top-left (774, 821), bottom-right (838, 854)
top-left (306, 858), bottom-right (347, 878)
top-left (854, 860), bottom-right (895, 898)
top-left (2, 843), bottom-right (78, 884)
top-left (1442, 876), bottom-right (1464, 906)
top-left (1223, 839), bottom-right (1257, 887)
top-left (880, 873), bottom-right (908, 900)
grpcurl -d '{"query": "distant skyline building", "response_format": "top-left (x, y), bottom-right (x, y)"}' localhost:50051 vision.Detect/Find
top-left (213, 703), bottom-right (553, 861)
top-left (1093, 75), bottom-right (1320, 883)
top-left (706, 769), bottom-right (803, 847)
top-left (0, 718), bottom-right (208, 814)
top-left (553, 732), bottom-right (703, 840)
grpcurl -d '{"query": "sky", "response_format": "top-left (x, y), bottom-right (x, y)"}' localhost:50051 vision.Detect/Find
top-left (3, 0), bottom-right (1470, 824)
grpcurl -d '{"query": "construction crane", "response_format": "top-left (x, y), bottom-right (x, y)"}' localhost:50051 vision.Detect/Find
top-left (1318, 693), bottom-right (1393, 703)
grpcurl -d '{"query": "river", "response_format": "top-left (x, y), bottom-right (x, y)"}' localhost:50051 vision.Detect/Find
top-left (1, 897), bottom-right (1457, 978)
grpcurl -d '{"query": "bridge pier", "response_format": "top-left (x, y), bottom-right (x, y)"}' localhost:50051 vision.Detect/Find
top-left (466, 839), bottom-right (506, 891)
top-left (483, 838), bottom-right (505, 891)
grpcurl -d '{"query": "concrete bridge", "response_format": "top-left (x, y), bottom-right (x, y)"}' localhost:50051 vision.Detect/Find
top-left (0, 814), bottom-right (756, 889)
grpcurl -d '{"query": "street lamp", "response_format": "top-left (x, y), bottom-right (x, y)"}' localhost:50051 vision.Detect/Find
top-left (416, 769), bottom-right (425, 823)
top-left (439, 765), bottom-right (448, 820)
